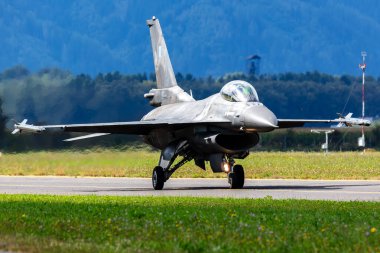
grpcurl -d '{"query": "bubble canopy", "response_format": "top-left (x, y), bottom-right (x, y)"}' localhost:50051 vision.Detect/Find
top-left (220, 80), bottom-right (259, 102)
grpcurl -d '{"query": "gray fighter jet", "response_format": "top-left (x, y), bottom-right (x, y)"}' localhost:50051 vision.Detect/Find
top-left (13, 17), bottom-right (371, 190)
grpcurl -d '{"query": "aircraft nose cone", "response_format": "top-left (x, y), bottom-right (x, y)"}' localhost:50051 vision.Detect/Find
top-left (242, 105), bottom-right (278, 132)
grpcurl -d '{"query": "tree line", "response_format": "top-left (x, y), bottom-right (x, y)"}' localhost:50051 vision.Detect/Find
top-left (0, 65), bottom-right (379, 151)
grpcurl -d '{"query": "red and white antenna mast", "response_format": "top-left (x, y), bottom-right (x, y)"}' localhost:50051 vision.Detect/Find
top-left (358, 51), bottom-right (366, 148)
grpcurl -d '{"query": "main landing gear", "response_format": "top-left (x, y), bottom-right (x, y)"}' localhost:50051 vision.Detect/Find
top-left (152, 141), bottom-right (193, 190)
top-left (152, 162), bottom-right (245, 190)
top-left (151, 142), bottom-right (246, 190)
top-left (152, 166), bottom-right (165, 190)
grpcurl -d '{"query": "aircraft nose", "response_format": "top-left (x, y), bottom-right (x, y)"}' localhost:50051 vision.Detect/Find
top-left (242, 105), bottom-right (278, 132)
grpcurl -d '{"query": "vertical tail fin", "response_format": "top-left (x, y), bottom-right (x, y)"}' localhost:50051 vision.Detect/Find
top-left (145, 17), bottom-right (194, 106)
top-left (147, 17), bottom-right (177, 89)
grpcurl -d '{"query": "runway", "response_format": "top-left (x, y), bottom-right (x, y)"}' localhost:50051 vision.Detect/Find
top-left (0, 176), bottom-right (380, 201)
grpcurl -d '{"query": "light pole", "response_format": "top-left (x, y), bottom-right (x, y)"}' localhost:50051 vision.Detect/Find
top-left (358, 51), bottom-right (366, 148)
top-left (311, 129), bottom-right (335, 154)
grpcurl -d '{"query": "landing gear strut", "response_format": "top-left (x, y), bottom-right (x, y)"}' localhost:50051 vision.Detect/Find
top-left (228, 164), bottom-right (245, 189)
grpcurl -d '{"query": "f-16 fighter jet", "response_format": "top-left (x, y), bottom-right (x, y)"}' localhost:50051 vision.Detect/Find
top-left (13, 17), bottom-right (371, 190)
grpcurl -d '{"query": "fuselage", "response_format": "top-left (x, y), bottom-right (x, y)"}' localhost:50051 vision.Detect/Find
top-left (141, 91), bottom-right (278, 153)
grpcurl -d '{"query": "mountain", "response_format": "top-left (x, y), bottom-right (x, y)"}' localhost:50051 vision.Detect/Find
top-left (1, 0), bottom-right (380, 77)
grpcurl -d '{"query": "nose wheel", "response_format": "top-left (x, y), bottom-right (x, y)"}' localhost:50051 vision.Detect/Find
top-left (228, 164), bottom-right (245, 189)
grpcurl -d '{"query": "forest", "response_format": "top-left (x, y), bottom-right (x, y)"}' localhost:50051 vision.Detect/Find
top-left (0, 65), bottom-right (379, 151)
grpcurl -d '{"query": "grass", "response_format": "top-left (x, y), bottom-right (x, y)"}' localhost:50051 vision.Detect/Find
top-left (0, 150), bottom-right (379, 179)
top-left (0, 195), bottom-right (379, 252)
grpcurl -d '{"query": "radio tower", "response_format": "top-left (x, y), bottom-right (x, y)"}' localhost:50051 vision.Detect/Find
top-left (358, 51), bottom-right (366, 148)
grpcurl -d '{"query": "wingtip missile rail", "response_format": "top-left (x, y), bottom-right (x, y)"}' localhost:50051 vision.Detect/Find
top-left (333, 113), bottom-right (372, 128)
top-left (12, 119), bottom-right (46, 134)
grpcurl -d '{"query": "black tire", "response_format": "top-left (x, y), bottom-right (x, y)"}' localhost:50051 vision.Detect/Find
top-left (152, 166), bottom-right (165, 190)
top-left (228, 164), bottom-right (244, 189)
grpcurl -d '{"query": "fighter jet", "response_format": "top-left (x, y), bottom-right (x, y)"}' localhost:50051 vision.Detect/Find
top-left (13, 17), bottom-right (371, 190)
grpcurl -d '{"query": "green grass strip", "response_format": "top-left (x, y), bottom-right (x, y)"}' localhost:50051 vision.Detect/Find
top-left (0, 194), bottom-right (379, 252)
top-left (0, 150), bottom-right (379, 179)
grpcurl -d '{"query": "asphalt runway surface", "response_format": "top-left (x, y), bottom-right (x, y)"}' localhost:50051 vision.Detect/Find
top-left (0, 176), bottom-right (380, 201)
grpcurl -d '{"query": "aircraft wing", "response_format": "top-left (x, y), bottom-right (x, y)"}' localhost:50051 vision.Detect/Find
top-left (13, 120), bottom-right (231, 136)
top-left (277, 119), bottom-right (339, 128)
top-left (52, 121), bottom-right (168, 135)
top-left (277, 117), bottom-right (371, 128)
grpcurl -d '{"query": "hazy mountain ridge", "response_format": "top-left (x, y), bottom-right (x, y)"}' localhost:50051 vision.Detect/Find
top-left (0, 0), bottom-right (379, 76)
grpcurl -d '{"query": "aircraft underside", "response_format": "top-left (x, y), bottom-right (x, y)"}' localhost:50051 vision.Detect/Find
top-left (145, 127), bottom-right (259, 189)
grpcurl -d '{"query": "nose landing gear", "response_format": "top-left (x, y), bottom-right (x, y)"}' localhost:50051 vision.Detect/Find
top-left (228, 164), bottom-right (245, 189)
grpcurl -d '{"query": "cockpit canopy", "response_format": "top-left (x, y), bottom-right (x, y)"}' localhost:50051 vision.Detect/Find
top-left (220, 80), bottom-right (259, 102)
